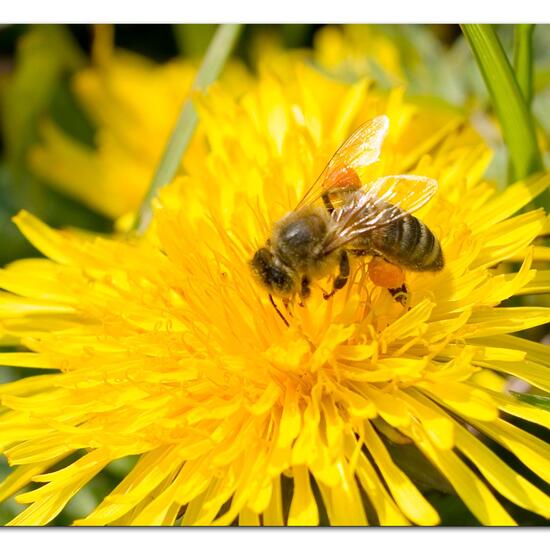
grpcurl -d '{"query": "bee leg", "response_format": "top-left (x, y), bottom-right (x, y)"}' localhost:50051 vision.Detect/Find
top-left (335, 250), bottom-right (351, 289)
top-left (299, 276), bottom-right (311, 306)
top-left (282, 297), bottom-right (293, 315)
top-left (324, 250), bottom-right (350, 299)
top-left (322, 193), bottom-right (334, 215)
top-left (269, 294), bottom-right (290, 327)
top-left (388, 283), bottom-right (409, 307)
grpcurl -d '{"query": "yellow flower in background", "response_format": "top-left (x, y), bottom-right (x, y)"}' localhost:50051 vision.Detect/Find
top-left (25, 24), bottom-right (475, 225)
top-left (313, 25), bottom-right (405, 85)
top-left (1, 61), bottom-right (550, 526)
top-left (311, 24), bottom-right (483, 113)
top-left (29, 28), bottom-right (251, 220)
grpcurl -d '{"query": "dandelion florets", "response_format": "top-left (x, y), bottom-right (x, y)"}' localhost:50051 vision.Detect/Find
top-left (1, 60), bottom-right (550, 526)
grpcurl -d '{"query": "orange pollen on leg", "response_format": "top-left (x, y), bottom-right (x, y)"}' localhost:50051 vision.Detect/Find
top-left (368, 257), bottom-right (405, 288)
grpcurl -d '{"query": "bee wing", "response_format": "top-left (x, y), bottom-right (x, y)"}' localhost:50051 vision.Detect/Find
top-left (324, 175), bottom-right (439, 253)
top-left (365, 174), bottom-right (439, 215)
top-left (294, 115), bottom-right (389, 211)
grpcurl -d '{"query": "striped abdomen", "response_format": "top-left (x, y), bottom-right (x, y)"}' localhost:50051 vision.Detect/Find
top-left (370, 212), bottom-right (444, 271)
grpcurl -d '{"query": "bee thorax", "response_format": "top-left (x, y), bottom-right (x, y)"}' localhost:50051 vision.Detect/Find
top-left (271, 209), bottom-right (329, 270)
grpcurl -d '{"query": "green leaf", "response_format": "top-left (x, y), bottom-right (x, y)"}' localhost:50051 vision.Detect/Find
top-left (513, 24), bottom-right (535, 106)
top-left (461, 24), bottom-right (544, 184)
top-left (135, 24), bottom-right (243, 232)
top-left (1, 25), bottom-right (85, 167)
top-left (383, 439), bottom-right (454, 494)
top-left (510, 391), bottom-right (550, 411)
top-left (48, 77), bottom-right (96, 148)
top-left (280, 24), bottom-right (312, 48)
top-left (0, 25), bottom-right (107, 266)
top-left (172, 24), bottom-right (217, 57)
top-left (424, 492), bottom-right (481, 526)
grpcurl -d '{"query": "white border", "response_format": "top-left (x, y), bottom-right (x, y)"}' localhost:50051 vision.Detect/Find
top-left (0, 527), bottom-right (545, 550)
top-left (0, 0), bottom-right (550, 23)
top-left (1, 0), bottom-right (549, 543)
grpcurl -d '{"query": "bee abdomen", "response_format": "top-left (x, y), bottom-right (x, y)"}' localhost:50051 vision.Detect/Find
top-left (374, 214), bottom-right (443, 271)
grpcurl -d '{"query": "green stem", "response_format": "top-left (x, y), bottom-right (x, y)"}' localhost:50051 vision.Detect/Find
top-left (461, 24), bottom-right (543, 184)
top-left (513, 24), bottom-right (535, 107)
top-left (135, 24), bottom-right (242, 232)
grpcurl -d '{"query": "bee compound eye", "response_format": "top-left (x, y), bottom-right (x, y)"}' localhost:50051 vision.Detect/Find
top-left (251, 247), bottom-right (273, 271)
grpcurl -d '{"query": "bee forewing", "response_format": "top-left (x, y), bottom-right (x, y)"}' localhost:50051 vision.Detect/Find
top-left (337, 115), bottom-right (389, 172)
top-left (295, 115), bottom-right (390, 210)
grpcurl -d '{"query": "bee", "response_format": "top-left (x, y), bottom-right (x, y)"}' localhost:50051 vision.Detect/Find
top-left (250, 115), bottom-right (444, 321)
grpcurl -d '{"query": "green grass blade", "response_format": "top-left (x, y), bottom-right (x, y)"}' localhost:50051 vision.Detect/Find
top-left (461, 24), bottom-right (543, 184)
top-left (172, 24), bottom-right (217, 57)
top-left (511, 391), bottom-right (550, 412)
top-left (513, 24), bottom-right (535, 106)
top-left (135, 24), bottom-right (242, 232)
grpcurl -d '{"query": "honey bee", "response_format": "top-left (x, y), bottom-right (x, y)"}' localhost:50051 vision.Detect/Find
top-left (250, 115), bottom-right (444, 320)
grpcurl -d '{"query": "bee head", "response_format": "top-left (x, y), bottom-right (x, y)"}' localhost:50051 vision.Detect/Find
top-left (250, 247), bottom-right (296, 296)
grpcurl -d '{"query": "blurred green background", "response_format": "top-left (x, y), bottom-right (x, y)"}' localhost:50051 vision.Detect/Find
top-left (0, 24), bottom-right (549, 526)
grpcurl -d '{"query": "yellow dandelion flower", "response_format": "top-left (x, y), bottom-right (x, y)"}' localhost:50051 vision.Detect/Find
top-left (28, 28), bottom-right (251, 220)
top-left (311, 24), bottom-right (483, 113)
top-left (313, 25), bottom-right (404, 85)
top-left (2, 62), bottom-right (550, 527)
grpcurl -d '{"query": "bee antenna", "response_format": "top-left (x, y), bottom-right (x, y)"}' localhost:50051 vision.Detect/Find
top-left (269, 294), bottom-right (290, 327)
